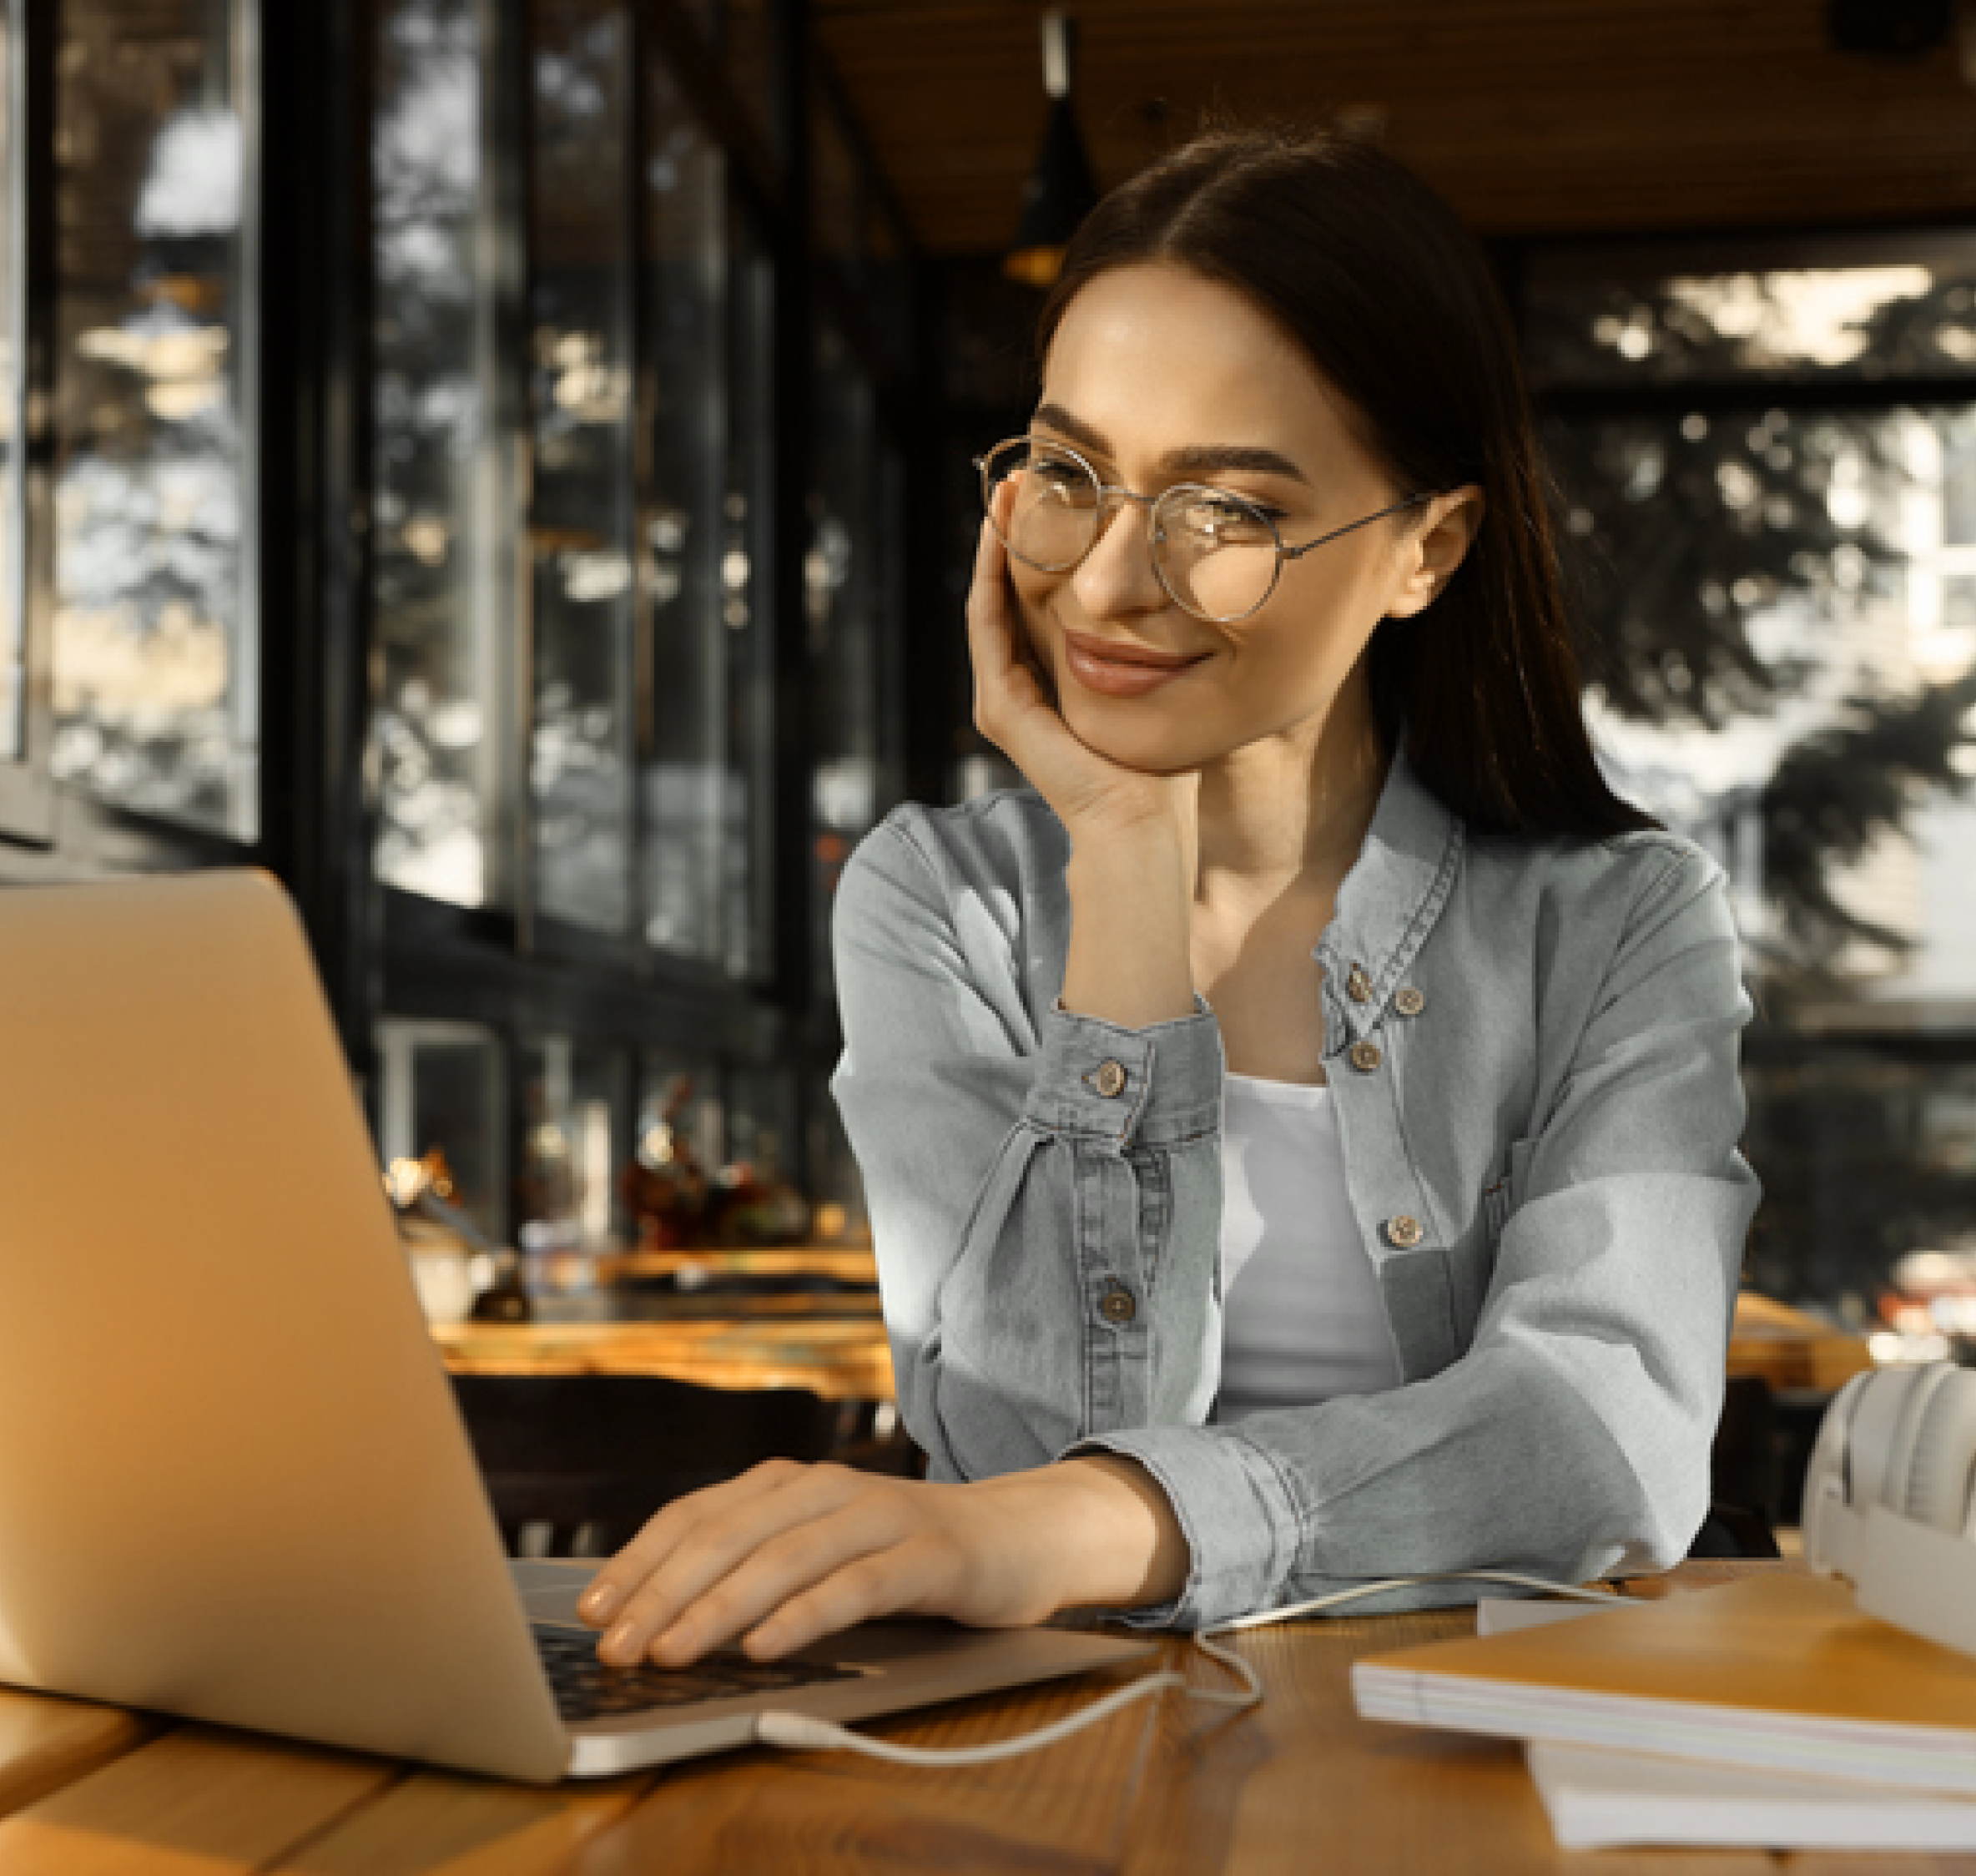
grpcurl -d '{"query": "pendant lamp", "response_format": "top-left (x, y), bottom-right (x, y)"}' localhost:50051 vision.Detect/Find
top-left (1004, 10), bottom-right (1098, 288)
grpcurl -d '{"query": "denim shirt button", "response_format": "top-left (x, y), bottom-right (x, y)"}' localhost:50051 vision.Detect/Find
top-left (1099, 1280), bottom-right (1137, 1324)
top-left (1386, 1214), bottom-right (1424, 1248)
top-left (1395, 986), bottom-right (1426, 1017)
top-left (1346, 965), bottom-right (1374, 1003)
top-left (1348, 1039), bottom-right (1384, 1073)
top-left (1090, 1059), bottom-right (1128, 1098)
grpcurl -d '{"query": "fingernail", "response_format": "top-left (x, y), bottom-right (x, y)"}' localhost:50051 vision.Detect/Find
top-left (653, 1622), bottom-right (696, 1665)
top-left (580, 1581), bottom-right (619, 1622)
top-left (602, 1622), bottom-right (638, 1662)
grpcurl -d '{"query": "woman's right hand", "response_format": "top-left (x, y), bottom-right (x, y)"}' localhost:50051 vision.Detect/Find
top-left (967, 517), bottom-right (1201, 1029)
top-left (966, 518), bottom-right (1197, 863)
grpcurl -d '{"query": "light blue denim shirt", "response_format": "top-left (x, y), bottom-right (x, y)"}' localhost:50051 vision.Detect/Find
top-left (829, 751), bottom-right (1760, 1628)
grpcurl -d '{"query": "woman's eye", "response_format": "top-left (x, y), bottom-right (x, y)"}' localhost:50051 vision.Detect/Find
top-left (1026, 455), bottom-right (1091, 497)
top-left (1178, 494), bottom-right (1276, 542)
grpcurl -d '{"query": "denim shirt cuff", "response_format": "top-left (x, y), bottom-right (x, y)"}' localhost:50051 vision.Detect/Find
top-left (1022, 1000), bottom-right (1222, 1149)
top-left (1069, 1425), bottom-right (1300, 1630)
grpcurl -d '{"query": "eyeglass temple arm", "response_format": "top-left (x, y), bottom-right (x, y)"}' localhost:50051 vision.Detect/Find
top-left (1280, 492), bottom-right (1436, 562)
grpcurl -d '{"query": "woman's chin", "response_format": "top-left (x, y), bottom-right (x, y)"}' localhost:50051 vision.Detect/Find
top-left (1062, 707), bottom-right (1219, 775)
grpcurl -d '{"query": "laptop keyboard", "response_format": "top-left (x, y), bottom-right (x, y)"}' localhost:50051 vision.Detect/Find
top-left (533, 1626), bottom-right (862, 1722)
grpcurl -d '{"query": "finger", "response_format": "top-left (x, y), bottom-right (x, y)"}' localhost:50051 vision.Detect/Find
top-left (965, 519), bottom-right (1021, 683)
top-left (648, 1502), bottom-right (912, 1666)
top-left (597, 1465), bottom-right (862, 1665)
top-left (580, 1460), bottom-right (803, 1626)
top-left (966, 527), bottom-right (1052, 750)
top-left (579, 1459), bottom-right (809, 1630)
top-left (742, 1547), bottom-right (933, 1661)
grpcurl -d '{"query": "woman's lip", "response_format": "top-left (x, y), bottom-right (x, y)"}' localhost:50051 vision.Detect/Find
top-left (1062, 631), bottom-right (1202, 669)
top-left (1060, 633), bottom-right (1211, 698)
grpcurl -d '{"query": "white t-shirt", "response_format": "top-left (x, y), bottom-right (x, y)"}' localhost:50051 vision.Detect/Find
top-left (1217, 1071), bottom-right (1403, 1422)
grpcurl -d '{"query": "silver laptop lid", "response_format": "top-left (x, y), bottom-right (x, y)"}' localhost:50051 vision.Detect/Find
top-left (0, 870), bottom-right (569, 1781)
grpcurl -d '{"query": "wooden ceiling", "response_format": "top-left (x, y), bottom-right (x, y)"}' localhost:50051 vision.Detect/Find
top-left (812, 0), bottom-right (1976, 255)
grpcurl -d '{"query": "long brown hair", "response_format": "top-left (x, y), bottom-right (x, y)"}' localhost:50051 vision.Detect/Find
top-left (1039, 128), bottom-right (1653, 839)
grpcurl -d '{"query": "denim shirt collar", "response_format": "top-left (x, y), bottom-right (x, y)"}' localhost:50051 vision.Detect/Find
top-left (1313, 744), bottom-right (1464, 1050)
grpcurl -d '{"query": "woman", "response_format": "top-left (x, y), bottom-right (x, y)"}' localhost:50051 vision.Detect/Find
top-left (577, 128), bottom-right (1759, 1670)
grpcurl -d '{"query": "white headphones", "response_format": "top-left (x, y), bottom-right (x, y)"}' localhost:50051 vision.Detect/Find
top-left (1802, 1359), bottom-right (1976, 1657)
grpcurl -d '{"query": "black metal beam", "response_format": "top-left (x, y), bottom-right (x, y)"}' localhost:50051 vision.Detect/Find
top-left (256, 0), bottom-right (379, 1079)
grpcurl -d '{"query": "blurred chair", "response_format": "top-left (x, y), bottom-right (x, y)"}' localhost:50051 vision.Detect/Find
top-left (450, 1374), bottom-right (839, 1558)
top-left (1689, 1374), bottom-right (1782, 1559)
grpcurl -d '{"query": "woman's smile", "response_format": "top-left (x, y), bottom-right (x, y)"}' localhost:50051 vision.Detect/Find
top-left (1060, 629), bottom-right (1213, 698)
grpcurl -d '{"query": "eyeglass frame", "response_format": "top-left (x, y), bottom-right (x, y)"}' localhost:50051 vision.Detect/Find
top-left (975, 435), bottom-right (1437, 624)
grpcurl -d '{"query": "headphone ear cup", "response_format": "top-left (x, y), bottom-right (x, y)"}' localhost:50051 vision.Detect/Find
top-left (1802, 1369), bottom-right (1873, 1573)
top-left (1847, 1365), bottom-right (1928, 1513)
top-left (1899, 1364), bottom-right (1976, 1537)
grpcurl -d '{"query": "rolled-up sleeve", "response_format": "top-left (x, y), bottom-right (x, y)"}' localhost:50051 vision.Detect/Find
top-left (830, 814), bottom-right (1227, 1485)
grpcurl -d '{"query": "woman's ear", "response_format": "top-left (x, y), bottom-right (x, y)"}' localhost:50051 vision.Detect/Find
top-left (1386, 486), bottom-right (1485, 619)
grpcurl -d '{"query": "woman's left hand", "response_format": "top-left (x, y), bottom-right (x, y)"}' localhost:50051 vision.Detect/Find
top-left (576, 1455), bottom-right (1189, 1667)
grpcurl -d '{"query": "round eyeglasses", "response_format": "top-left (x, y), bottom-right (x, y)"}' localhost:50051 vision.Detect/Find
top-left (976, 436), bottom-right (1432, 625)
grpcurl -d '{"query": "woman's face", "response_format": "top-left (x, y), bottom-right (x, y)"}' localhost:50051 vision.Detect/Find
top-left (1011, 263), bottom-right (1459, 775)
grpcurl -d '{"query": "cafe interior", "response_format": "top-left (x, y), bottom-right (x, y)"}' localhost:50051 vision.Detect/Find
top-left (4, 0), bottom-right (1976, 1858)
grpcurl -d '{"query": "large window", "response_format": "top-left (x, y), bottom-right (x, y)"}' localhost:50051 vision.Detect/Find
top-left (366, 4), bottom-right (909, 1239)
top-left (1528, 237), bottom-right (1976, 1339)
top-left (807, 316), bottom-right (898, 994)
top-left (528, 0), bottom-right (635, 935)
top-left (373, 0), bottom-right (517, 908)
top-left (721, 205), bottom-right (775, 981)
top-left (634, 70), bottom-right (775, 981)
top-left (372, 3), bottom-right (786, 984)
top-left (641, 62), bottom-right (730, 964)
top-left (51, 0), bottom-right (257, 837)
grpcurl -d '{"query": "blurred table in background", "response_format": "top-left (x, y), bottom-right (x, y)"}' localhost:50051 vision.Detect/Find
top-left (597, 1244), bottom-right (877, 1287)
top-left (525, 1243), bottom-right (877, 1295)
top-left (434, 1316), bottom-right (893, 1403)
top-left (1726, 1292), bottom-right (1873, 1392)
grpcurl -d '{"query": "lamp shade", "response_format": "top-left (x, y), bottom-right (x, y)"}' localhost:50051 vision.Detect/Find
top-left (1005, 94), bottom-right (1098, 288)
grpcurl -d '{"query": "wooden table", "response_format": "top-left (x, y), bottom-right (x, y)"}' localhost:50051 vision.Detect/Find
top-left (1727, 1293), bottom-right (1875, 1392)
top-left (434, 1316), bottom-right (895, 1404)
top-left (527, 1245), bottom-right (880, 1289)
top-left (0, 1562), bottom-right (1959, 1874)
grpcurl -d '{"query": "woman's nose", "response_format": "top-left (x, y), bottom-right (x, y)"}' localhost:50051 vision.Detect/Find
top-left (1070, 497), bottom-right (1167, 619)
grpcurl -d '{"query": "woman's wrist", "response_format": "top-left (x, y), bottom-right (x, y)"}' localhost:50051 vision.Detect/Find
top-left (1061, 835), bottom-right (1197, 1029)
top-left (980, 1456), bottom-right (1191, 1615)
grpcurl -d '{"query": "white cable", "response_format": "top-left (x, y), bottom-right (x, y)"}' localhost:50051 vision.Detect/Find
top-left (756, 1669), bottom-right (1193, 1764)
top-left (753, 1568), bottom-right (1610, 1766)
top-left (1212, 1567), bottom-right (1626, 1634)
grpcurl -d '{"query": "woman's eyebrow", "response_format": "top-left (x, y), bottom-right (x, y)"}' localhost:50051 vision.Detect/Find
top-left (1031, 403), bottom-right (1110, 456)
top-left (1030, 405), bottom-right (1310, 487)
top-left (1165, 443), bottom-right (1311, 486)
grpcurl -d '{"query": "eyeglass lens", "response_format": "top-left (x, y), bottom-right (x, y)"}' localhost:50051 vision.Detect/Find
top-left (981, 440), bottom-right (1282, 623)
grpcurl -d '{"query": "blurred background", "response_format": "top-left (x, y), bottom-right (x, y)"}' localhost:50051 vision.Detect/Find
top-left (4, 0), bottom-right (1976, 1369)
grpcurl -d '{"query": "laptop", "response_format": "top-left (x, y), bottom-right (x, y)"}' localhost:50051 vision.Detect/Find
top-left (0, 870), bottom-right (1151, 1782)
